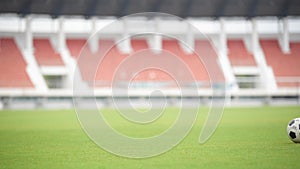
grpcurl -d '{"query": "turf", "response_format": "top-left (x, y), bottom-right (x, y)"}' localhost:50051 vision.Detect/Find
top-left (0, 106), bottom-right (300, 169)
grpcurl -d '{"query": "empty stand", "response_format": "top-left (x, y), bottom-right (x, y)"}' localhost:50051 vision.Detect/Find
top-left (227, 40), bottom-right (256, 66)
top-left (95, 39), bottom-right (127, 84)
top-left (127, 39), bottom-right (173, 82)
top-left (66, 38), bottom-right (225, 87)
top-left (67, 39), bottom-right (125, 85)
top-left (131, 39), bottom-right (148, 51)
top-left (66, 39), bottom-right (86, 58)
top-left (194, 40), bottom-right (225, 83)
top-left (261, 40), bottom-right (300, 87)
top-left (0, 38), bottom-right (33, 88)
top-left (163, 40), bottom-right (211, 82)
top-left (33, 39), bottom-right (64, 66)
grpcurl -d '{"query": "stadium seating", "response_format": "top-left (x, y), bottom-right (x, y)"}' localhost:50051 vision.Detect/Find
top-left (66, 38), bottom-right (225, 87)
top-left (227, 40), bottom-right (256, 66)
top-left (0, 38), bottom-right (33, 87)
top-left (131, 39), bottom-right (148, 51)
top-left (194, 40), bottom-right (225, 83)
top-left (260, 40), bottom-right (300, 87)
top-left (33, 39), bottom-right (64, 66)
top-left (128, 39), bottom-right (174, 82)
top-left (162, 40), bottom-right (210, 82)
top-left (67, 37), bottom-right (300, 89)
top-left (6, 36), bottom-right (300, 89)
top-left (95, 39), bottom-right (127, 84)
top-left (66, 39), bottom-right (86, 58)
top-left (67, 39), bottom-right (125, 85)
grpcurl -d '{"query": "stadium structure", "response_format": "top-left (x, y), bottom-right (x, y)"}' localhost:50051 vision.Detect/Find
top-left (0, 0), bottom-right (300, 109)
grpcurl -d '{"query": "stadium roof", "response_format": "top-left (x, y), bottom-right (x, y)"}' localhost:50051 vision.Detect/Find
top-left (0, 0), bottom-right (299, 18)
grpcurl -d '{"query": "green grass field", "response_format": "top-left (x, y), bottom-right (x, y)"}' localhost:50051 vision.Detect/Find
top-left (0, 106), bottom-right (300, 169)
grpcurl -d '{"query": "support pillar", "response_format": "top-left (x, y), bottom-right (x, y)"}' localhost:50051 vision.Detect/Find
top-left (149, 17), bottom-right (162, 54)
top-left (280, 18), bottom-right (290, 54)
top-left (180, 21), bottom-right (194, 54)
top-left (25, 16), bottom-right (33, 52)
top-left (219, 18), bottom-right (227, 54)
top-left (117, 18), bottom-right (131, 53)
top-left (251, 19), bottom-right (259, 52)
top-left (57, 17), bottom-right (66, 52)
top-left (89, 17), bottom-right (99, 53)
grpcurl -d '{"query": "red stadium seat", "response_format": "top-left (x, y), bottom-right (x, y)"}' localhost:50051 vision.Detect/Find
top-left (261, 40), bottom-right (300, 87)
top-left (227, 40), bottom-right (256, 66)
top-left (66, 39), bottom-right (86, 58)
top-left (33, 39), bottom-right (64, 66)
top-left (0, 38), bottom-right (33, 88)
top-left (66, 38), bottom-right (225, 87)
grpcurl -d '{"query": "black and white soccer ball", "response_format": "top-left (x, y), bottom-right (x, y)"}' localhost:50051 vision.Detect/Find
top-left (287, 118), bottom-right (300, 143)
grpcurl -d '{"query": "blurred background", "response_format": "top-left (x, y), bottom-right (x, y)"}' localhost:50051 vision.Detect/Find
top-left (0, 0), bottom-right (300, 109)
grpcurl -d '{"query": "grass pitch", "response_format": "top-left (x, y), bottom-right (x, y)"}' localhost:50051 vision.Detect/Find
top-left (0, 106), bottom-right (300, 169)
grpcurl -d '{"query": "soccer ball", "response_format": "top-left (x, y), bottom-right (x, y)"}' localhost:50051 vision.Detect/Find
top-left (287, 118), bottom-right (300, 143)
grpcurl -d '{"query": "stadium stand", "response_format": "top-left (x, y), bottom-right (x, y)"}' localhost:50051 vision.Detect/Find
top-left (67, 39), bottom-right (125, 85)
top-left (95, 39), bottom-right (127, 84)
top-left (68, 39), bottom-right (220, 86)
top-left (33, 39), bottom-right (64, 66)
top-left (0, 9), bottom-right (299, 108)
top-left (66, 39), bottom-right (86, 58)
top-left (162, 40), bottom-right (210, 82)
top-left (131, 39), bottom-right (148, 51)
top-left (126, 39), bottom-right (172, 82)
top-left (0, 38), bottom-right (33, 88)
top-left (194, 40), bottom-right (225, 83)
top-left (227, 40), bottom-right (256, 66)
top-left (260, 40), bottom-right (300, 87)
